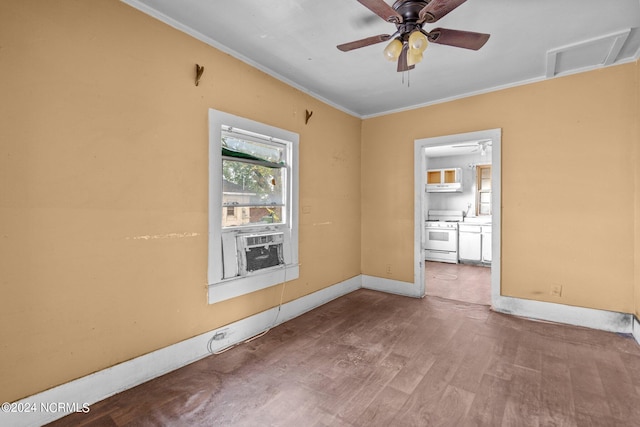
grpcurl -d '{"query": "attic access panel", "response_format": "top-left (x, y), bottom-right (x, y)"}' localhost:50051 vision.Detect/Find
top-left (546, 29), bottom-right (631, 78)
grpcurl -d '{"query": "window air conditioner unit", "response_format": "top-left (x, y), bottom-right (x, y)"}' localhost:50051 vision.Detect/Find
top-left (237, 232), bottom-right (285, 275)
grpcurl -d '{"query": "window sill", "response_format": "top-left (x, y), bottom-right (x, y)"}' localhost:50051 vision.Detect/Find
top-left (207, 264), bottom-right (299, 304)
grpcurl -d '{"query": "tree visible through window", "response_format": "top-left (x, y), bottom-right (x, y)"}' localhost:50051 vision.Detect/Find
top-left (221, 129), bottom-right (287, 228)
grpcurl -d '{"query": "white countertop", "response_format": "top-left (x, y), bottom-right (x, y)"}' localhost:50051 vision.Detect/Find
top-left (462, 217), bottom-right (492, 225)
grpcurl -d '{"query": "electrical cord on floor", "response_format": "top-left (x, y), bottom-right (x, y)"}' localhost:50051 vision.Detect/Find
top-left (208, 259), bottom-right (289, 355)
top-left (244, 279), bottom-right (286, 344)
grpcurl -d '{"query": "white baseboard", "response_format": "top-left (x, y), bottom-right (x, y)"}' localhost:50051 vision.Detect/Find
top-left (492, 295), bottom-right (634, 334)
top-left (276, 275), bottom-right (362, 324)
top-left (633, 316), bottom-right (640, 345)
top-left (1, 276), bottom-right (361, 427)
top-left (362, 275), bottom-right (423, 298)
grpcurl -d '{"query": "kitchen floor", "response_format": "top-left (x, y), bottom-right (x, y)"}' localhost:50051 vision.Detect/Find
top-left (425, 261), bottom-right (491, 306)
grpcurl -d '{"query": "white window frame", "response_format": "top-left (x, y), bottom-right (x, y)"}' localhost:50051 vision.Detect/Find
top-left (208, 109), bottom-right (299, 304)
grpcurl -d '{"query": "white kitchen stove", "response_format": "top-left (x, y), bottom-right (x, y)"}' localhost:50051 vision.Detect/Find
top-left (425, 210), bottom-right (464, 264)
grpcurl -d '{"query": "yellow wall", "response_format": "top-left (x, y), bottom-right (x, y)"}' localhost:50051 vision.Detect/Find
top-left (363, 63), bottom-right (639, 313)
top-left (0, 0), bottom-right (361, 402)
top-left (635, 61), bottom-right (640, 319)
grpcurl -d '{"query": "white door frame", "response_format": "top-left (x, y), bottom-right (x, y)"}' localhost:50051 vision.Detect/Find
top-left (413, 129), bottom-right (502, 302)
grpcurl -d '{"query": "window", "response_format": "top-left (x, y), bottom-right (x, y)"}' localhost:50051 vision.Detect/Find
top-left (476, 164), bottom-right (492, 216)
top-left (208, 110), bottom-right (299, 304)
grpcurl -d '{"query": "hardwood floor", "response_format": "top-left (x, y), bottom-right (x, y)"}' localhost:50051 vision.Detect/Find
top-left (426, 261), bottom-right (491, 306)
top-left (47, 290), bottom-right (640, 426)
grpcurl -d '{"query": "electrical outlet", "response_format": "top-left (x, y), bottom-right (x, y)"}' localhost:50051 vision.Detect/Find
top-left (551, 284), bottom-right (563, 297)
top-left (386, 264), bottom-right (392, 274)
top-left (213, 328), bottom-right (229, 341)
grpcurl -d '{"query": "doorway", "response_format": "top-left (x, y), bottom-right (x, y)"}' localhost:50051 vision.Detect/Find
top-left (413, 129), bottom-right (501, 306)
top-left (424, 261), bottom-right (491, 305)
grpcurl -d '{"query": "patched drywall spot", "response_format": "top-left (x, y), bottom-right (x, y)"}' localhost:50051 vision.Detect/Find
top-left (330, 149), bottom-right (347, 168)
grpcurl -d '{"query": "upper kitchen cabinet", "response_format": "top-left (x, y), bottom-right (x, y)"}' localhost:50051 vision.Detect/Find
top-left (426, 168), bottom-right (462, 193)
top-left (476, 165), bottom-right (492, 215)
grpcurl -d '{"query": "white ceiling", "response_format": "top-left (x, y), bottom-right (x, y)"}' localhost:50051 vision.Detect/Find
top-left (123, 0), bottom-right (640, 118)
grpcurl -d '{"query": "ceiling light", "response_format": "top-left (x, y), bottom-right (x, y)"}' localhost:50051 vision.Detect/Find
top-left (337, 0), bottom-right (490, 74)
top-left (479, 141), bottom-right (489, 156)
top-left (385, 30), bottom-right (429, 68)
top-left (383, 39), bottom-right (403, 61)
top-left (408, 30), bottom-right (428, 53)
top-left (407, 49), bottom-right (423, 67)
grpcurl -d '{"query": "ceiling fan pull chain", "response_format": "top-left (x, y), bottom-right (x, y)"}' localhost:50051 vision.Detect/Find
top-left (401, 70), bottom-right (411, 87)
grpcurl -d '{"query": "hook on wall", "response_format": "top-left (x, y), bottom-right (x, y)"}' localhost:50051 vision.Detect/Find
top-left (195, 64), bottom-right (205, 86)
top-left (305, 109), bottom-right (313, 124)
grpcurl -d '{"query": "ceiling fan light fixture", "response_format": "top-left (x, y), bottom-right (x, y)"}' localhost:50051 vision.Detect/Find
top-left (407, 49), bottom-right (423, 66)
top-left (338, 0), bottom-right (490, 73)
top-left (383, 38), bottom-right (403, 61)
top-left (408, 30), bottom-right (428, 53)
top-left (479, 140), bottom-right (490, 156)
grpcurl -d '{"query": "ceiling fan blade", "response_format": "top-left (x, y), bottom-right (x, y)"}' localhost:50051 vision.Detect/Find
top-left (428, 28), bottom-right (490, 50)
top-left (337, 34), bottom-right (391, 52)
top-left (397, 44), bottom-right (415, 72)
top-left (357, 0), bottom-right (403, 24)
top-left (419, 0), bottom-right (468, 23)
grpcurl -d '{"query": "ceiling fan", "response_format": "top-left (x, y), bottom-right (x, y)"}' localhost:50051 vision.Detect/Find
top-left (337, 0), bottom-right (490, 72)
top-left (453, 140), bottom-right (492, 155)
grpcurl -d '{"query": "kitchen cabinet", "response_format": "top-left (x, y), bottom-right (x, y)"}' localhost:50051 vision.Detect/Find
top-left (426, 168), bottom-right (462, 192)
top-left (458, 224), bottom-right (482, 262)
top-left (459, 223), bottom-right (492, 264)
top-left (481, 225), bottom-right (492, 263)
top-left (427, 168), bottom-right (460, 184)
